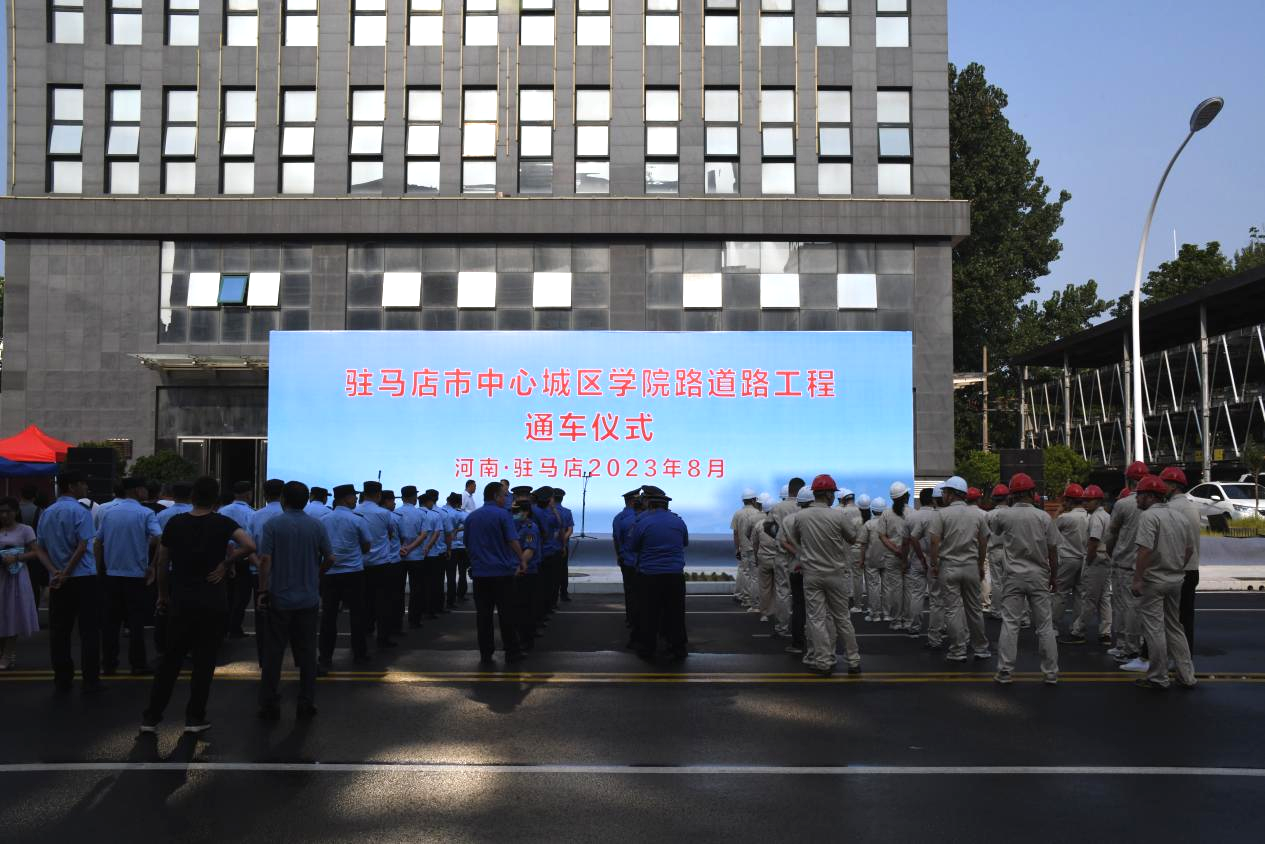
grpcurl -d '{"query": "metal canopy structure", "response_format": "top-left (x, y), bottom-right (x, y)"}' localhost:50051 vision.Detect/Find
top-left (130, 353), bottom-right (268, 371)
top-left (1009, 267), bottom-right (1264, 480)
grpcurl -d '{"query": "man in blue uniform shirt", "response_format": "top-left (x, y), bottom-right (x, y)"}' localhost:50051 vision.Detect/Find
top-left (466, 482), bottom-right (528, 663)
top-left (303, 487), bottom-right (332, 521)
top-left (441, 492), bottom-right (469, 606)
top-left (319, 484), bottom-right (373, 671)
top-left (612, 488), bottom-right (644, 641)
top-left (244, 479), bottom-right (285, 663)
top-left (553, 488), bottom-right (575, 603)
top-left (38, 471), bottom-right (101, 691)
top-left (422, 489), bottom-right (453, 618)
top-left (531, 487), bottom-right (563, 614)
top-left (380, 490), bottom-right (408, 637)
top-left (629, 486), bottom-right (689, 661)
top-left (356, 481), bottom-right (401, 648)
top-left (95, 476), bottom-right (162, 676)
top-left (397, 486), bottom-right (431, 629)
top-left (512, 492), bottom-right (543, 650)
top-left (218, 481), bottom-right (257, 639)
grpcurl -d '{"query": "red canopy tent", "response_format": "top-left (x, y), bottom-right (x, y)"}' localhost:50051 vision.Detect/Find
top-left (0, 425), bottom-right (73, 463)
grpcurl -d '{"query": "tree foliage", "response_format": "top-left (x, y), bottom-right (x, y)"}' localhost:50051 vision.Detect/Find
top-left (1011, 279), bottom-right (1110, 358)
top-left (1233, 226), bottom-right (1264, 273)
top-left (955, 450), bottom-right (1000, 492)
top-left (1042, 444), bottom-right (1091, 498)
top-left (129, 450), bottom-right (199, 485)
top-left (949, 62), bottom-right (1070, 372)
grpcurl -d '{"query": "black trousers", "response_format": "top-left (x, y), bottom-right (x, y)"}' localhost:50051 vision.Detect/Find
top-left (143, 603), bottom-right (227, 724)
top-left (49, 574), bottom-right (102, 687)
top-left (406, 559), bottom-right (428, 624)
top-left (101, 575), bottom-right (148, 671)
top-left (1180, 569), bottom-right (1199, 654)
top-left (259, 604), bottom-right (318, 710)
top-left (637, 572), bottom-right (687, 657)
top-left (473, 575), bottom-right (520, 659)
top-left (424, 557), bottom-right (446, 615)
top-left (227, 560), bottom-right (254, 635)
top-left (619, 564), bottom-right (638, 627)
top-left (514, 573), bottom-right (539, 647)
top-left (789, 571), bottom-right (806, 649)
top-left (543, 552), bottom-right (564, 609)
top-left (365, 563), bottom-right (402, 643)
top-left (557, 550), bottom-right (570, 599)
top-left (389, 561), bottom-right (407, 634)
top-left (451, 548), bottom-right (470, 601)
top-left (444, 553), bottom-right (461, 607)
top-left (319, 570), bottom-right (368, 661)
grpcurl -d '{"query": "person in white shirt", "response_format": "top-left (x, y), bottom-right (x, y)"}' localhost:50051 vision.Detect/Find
top-left (461, 480), bottom-right (479, 514)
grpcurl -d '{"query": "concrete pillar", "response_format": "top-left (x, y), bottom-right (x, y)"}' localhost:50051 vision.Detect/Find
top-left (1201, 303), bottom-right (1212, 482)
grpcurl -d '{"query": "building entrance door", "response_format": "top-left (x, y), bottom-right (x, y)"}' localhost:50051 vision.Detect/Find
top-left (177, 437), bottom-right (267, 501)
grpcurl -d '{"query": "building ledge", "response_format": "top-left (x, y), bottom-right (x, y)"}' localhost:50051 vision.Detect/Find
top-left (131, 353), bottom-right (268, 371)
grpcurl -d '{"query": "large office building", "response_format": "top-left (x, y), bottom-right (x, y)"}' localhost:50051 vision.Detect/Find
top-left (0, 0), bottom-right (967, 489)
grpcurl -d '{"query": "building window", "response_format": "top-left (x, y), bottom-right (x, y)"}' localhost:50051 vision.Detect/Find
top-left (645, 0), bottom-right (677, 47)
top-left (407, 88), bottom-right (441, 193)
top-left (760, 87), bottom-right (795, 194)
top-left (382, 272), bottom-right (423, 308)
top-left (353, 0), bottom-right (386, 45)
top-left (837, 273), bottom-right (877, 309)
top-left (162, 88), bottom-right (198, 195)
top-left (521, 0), bottom-right (554, 46)
top-left (703, 0), bottom-right (737, 47)
top-left (410, 0), bottom-right (442, 45)
top-left (703, 87), bottom-right (738, 194)
top-left (225, 0), bottom-right (258, 46)
top-left (816, 0), bottom-right (848, 47)
top-left (109, 0), bottom-right (142, 45)
top-left (877, 88), bottom-right (911, 195)
top-left (683, 273), bottom-right (723, 309)
top-left (284, 0), bottom-right (318, 46)
top-left (575, 87), bottom-right (609, 194)
top-left (760, 273), bottom-right (800, 309)
top-left (576, 0), bottom-right (609, 46)
top-left (876, 0), bottom-right (908, 48)
top-left (167, 0), bottom-right (199, 45)
top-left (645, 88), bottom-right (678, 194)
top-left (457, 271), bottom-right (497, 308)
top-left (280, 88), bottom-right (316, 194)
top-left (50, 0), bottom-right (84, 44)
top-left (533, 272), bottom-right (572, 308)
top-left (106, 87), bottom-right (141, 194)
top-left (221, 88), bottom-right (256, 194)
top-left (760, 0), bottom-right (793, 47)
top-left (519, 88), bottom-right (553, 194)
top-left (463, 88), bottom-right (497, 193)
top-left (465, 0), bottom-right (497, 46)
top-left (47, 86), bottom-right (82, 193)
top-left (817, 87), bottom-right (850, 195)
top-left (349, 88), bottom-right (385, 194)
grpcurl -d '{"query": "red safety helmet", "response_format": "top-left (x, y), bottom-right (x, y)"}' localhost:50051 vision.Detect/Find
top-left (1136, 475), bottom-right (1169, 495)
top-left (1009, 472), bottom-right (1036, 494)
top-left (966, 487), bottom-right (982, 502)
top-left (1063, 483), bottom-right (1084, 500)
top-left (991, 483), bottom-right (1010, 499)
top-left (810, 474), bottom-right (838, 493)
top-left (1125, 460), bottom-right (1150, 481)
top-left (1117, 487), bottom-right (1130, 499)
top-left (1082, 484), bottom-right (1105, 500)
top-left (1159, 466), bottom-right (1188, 487)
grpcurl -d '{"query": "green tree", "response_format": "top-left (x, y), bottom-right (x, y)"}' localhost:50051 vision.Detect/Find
top-left (1011, 279), bottom-right (1110, 357)
top-left (1042, 444), bottom-right (1090, 498)
top-left (949, 62), bottom-right (1071, 372)
top-left (1232, 226), bottom-right (1264, 273)
top-left (1111, 240), bottom-right (1232, 318)
top-left (129, 450), bottom-right (199, 485)
top-left (955, 450), bottom-right (1000, 493)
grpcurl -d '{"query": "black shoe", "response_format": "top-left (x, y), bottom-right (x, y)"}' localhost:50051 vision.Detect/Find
top-left (376, 639), bottom-right (398, 649)
top-left (229, 630), bottom-right (247, 640)
top-left (296, 703), bottom-right (319, 719)
top-left (426, 614), bottom-right (439, 621)
top-left (1134, 678), bottom-right (1168, 691)
top-left (506, 651), bottom-right (527, 663)
top-left (316, 662), bottom-right (331, 677)
top-left (102, 664), bottom-right (119, 676)
top-left (82, 678), bottom-right (103, 692)
top-left (257, 706), bottom-right (281, 721)
top-left (847, 665), bottom-right (862, 675)
top-left (184, 719), bottom-right (212, 734)
top-left (1059, 635), bottom-right (1087, 645)
top-left (479, 654), bottom-right (495, 665)
top-left (352, 654), bottom-right (373, 665)
top-left (560, 595), bottom-right (572, 602)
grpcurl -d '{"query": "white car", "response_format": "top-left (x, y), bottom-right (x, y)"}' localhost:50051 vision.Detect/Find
top-left (1186, 481), bottom-right (1266, 524)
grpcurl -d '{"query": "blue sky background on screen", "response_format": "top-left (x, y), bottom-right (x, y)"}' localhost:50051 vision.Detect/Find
top-left (0, 2), bottom-right (1259, 304)
top-left (266, 331), bottom-right (915, 534)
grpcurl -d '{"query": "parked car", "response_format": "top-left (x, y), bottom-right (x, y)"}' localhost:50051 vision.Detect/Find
top-left (1186, 481), bottom-right (1266, 525)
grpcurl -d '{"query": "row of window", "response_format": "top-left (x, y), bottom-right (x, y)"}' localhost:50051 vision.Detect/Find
top-left (49, 0), bottom-right (910, 48)
top-left (47, 84), bottom-right (912, 196)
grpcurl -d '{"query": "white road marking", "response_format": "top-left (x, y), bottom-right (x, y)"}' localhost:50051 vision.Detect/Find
top-left (0, 762), bottom-right (1258, 777)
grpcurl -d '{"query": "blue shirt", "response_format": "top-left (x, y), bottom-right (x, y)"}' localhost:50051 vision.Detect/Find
top-left (441, 504), bottom-right (467, 549)
top-left (466, 502), bottom-right (520, 577)
top-left (323, 506), bottom-right (373, 575)
top-left (218, 500), bottom-right (255, 530)
top-left (37, 496), bottom-right (96, 577)
top-left (387, 509), bottom-right (403, 560)
top-left (93, 497), bottom-right (126, 530)
top-left (396, 503), bottom-right (430, 562)
top-left (259, 509), bottom-right (331, 610)
top-left (426, 506), bottom-right (454, 556)
top-left (156, 503), bottom-right (193, 530)
top-left (249, 501), bottom-right (284, 574)
top-left (629, 508), bottom-right (689, 574)
top-left (303, 501), bottom-right (332, 521)
top-left (355, 501), bottom-right (398, 566)
top-left (612, 506), bottom-right (639, 566)
top-left (98, 498), bottom-right (161, 578)
top-left (534, 505), bottom-right (561, 556)
top-left (558, 505), bottom-right (574, 543)
top-left (516, 517), bottom-right (541, 574)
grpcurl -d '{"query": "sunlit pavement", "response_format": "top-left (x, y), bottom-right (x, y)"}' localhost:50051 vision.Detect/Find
top-left (2, 591), bottom-right (1262, 842)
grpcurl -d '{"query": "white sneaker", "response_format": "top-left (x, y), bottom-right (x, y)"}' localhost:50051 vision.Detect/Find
top-left (759, 615), bottom-right (769, 622)
top-left (1119, 658), bottom-right (1150, 672)
top-left (1106, 646), bottom-right (1126, 659)
top-left (850, 606), bottom-right (864, 614)
top-left (973, 649), bottom-right (993, 660)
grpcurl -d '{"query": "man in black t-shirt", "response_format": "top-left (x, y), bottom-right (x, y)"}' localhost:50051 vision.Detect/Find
top-left (140, 476), bottom-right (256, 735)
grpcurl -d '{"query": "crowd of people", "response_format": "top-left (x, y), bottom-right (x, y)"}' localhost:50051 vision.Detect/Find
top-left (0, 458), bottom-right (1201, 735)
top-left (722, 462), bottom-right (1200, 687)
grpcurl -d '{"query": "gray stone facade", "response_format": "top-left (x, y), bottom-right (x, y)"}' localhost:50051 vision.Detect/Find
top-left (0, 0), bottom-right (966, 483)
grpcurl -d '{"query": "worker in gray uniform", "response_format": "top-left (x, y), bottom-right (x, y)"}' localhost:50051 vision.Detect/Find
top-left (984, 483), bottom-right (1010, 620)
top-left (1105, 461), bottom-right (1150, 670)
top-left (1131, 474), bottom-right (1197, 690)
top-left (928, 476), bottom-right (992, 663)
top-left (729, 489), bottom-right (762, 611)
top-left (1160, 467), bottom-right (1200, 654)
top-left (861, 496), bottom-right (889, 621)
top-left (1051, 483), bottom-right (1089, 639)
top-left (1070, 484), bottom-right (1112, 645)
top-left (989, 472), bottom-right (1060, 685)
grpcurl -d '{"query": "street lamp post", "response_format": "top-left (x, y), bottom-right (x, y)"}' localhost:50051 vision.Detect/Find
top-left (1129, 96), bottom-right (1224, 464)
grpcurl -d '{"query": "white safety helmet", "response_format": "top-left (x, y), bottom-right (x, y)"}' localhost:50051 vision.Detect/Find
top-left (837, 486), bottom-right (854, 500)
top-left (796, 486), bottom-right (815, 504)
top-left (870, 496), bottom-right (889, 513)
top-left (889, 481), bottom-right (909, 500)
top-left (758, 492), bottom-right (774, 509)
top-left (942, 475), bottom-right (969, 495)
top-left (857, 494), bottom-right (872, 509)
top-left (779, 484), bottom-right (790, 499)
top-left (741, 487), bottom-right (758, 501)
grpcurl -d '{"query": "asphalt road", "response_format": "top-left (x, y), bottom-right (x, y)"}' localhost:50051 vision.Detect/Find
top-left (1, 591), bottom-right (1262, 842)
